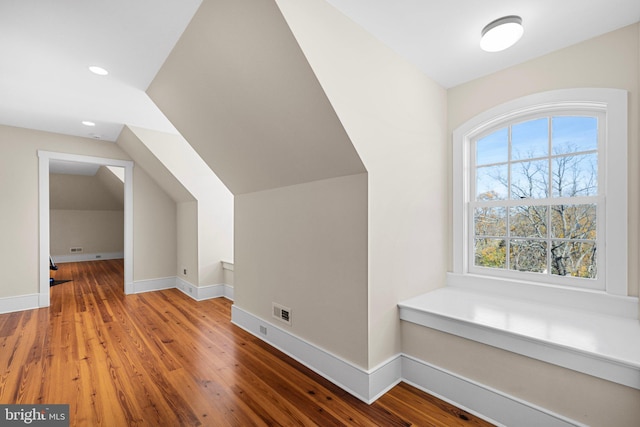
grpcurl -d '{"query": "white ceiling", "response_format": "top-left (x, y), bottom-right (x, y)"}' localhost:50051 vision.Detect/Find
top-left (326, 0), bottom-right (640, 88)
top-left (0, 0), bottom-right (638, 144)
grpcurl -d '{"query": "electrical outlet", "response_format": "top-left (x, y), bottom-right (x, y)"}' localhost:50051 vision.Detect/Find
top-left (183, 268), bottom-right (187, 275)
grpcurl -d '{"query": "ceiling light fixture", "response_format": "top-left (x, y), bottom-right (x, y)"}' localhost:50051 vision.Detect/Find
top-left (88, 65), bottom-right (109, 76)
top-left (82, 121), bottom-right (96, 127)
top-left (480, 15), bottom-right (524, 52)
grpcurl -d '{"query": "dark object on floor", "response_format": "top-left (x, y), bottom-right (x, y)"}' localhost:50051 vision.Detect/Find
top-left (50, 279), bottom-right (72, 287)
top-left (50, 256), bottom-right (58, 271)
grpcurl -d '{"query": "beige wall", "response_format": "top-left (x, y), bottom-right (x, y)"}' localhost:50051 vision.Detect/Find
top-left (126, 127), bottom-right (233, 287)
top-left (177, 201), bottom-right (199, 284)
top-left (132, 165), bottom-right (177, 281)
top-left (50, 210), bottom-right (123, 256)
top-left (448, 23), bottom-right (640, 297)
top-left (0, 125), bottom-right (130, 298)
top-left (403, 323), bottom-right (640, 427)
top-left (49, 173), bottom-right (124, 258)
top-left (50, 173), bottom-right (123, 210)
top-left (397, 23), bottom-right (640, 426)
top-left (235, 173), bottom-right (368, 367)
top-left (0, 124), bottom-right (178, 298)
top-left (276, 0), bottom-right (448, 368)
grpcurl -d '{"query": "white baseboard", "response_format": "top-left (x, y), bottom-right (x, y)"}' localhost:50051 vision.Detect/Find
top-left (401, 355), bottom-right (583, 427)
top-left (230, 305), bottom-right (583, 426)
top-left (52, 252), bottom-right (124, 263)
top-left (0, 293), bottom-right (40, 314)
top-left (175, 277), bottom-right (234, 301)
top-left (131, 277), bottom-right (234, 302)
top-left (132, 276), bottom-right (176, 294)
top-left (231, 305), bottom-right (401, 404)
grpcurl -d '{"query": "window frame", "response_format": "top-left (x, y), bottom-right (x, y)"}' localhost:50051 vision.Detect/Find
top-left (453, 88), bottom-right (628, 297)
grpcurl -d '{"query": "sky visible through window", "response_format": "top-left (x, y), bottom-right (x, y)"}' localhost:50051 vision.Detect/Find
top-left (473, 115), bottom-right (599, 280)
top-left (475, 116), bottom-right (598, 200)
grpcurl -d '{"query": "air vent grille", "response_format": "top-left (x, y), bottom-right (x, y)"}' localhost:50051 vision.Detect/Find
top-left (272, 303), bottom-right (292, 326)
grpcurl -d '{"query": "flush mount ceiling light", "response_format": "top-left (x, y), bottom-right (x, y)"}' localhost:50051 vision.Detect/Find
top-left (88, 65), bottom-right (109, 76)
top-left (480, 15), bottom-right (524, 52)
top-left (82, 121), bottom-right (96, 127)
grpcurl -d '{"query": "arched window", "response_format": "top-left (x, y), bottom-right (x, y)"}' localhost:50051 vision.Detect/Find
top-left (453, 88), bottom-right (627, 295)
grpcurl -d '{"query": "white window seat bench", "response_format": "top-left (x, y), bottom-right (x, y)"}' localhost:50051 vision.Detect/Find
top-left (398, 277), bottom-right (640, 390)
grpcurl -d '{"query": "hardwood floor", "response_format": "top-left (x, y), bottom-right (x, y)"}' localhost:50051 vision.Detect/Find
top-left (0, 260), bottom-right (493, 426)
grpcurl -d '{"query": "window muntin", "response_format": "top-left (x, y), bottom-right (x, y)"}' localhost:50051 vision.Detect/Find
top-left (469, 113), bottom-right (604, 289)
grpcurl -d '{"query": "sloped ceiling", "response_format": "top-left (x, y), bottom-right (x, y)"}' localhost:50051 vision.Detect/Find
top-left (49, 173), bottom-right (124, 211)
top-left (147, 0), bottom-right (366, 195)
top-left (117, 126), bottom-right (196, 203)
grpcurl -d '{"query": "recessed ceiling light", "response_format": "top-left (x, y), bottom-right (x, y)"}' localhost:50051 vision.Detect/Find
top-left (480, 15), bottom-right (524, 52)
top-left (88, 65), bottom-right (109, 76)
top-left (82, 121), bottom-right (96, 127)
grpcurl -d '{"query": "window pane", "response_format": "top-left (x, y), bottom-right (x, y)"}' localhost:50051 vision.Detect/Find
top-left (552, 153), bottom-right (597, 197)
top-left (509, 206), bottom-right (547, 238)
top-left (474, 238), bottom-right (506, 269)
top-left (512, 118), bottom-right (548, 160)
top-left (552, 116), bottom-right (598, 154)
top-left (551, 241), bottom-right (597, 279)
top-left (510, 159), bottom-right (548, 199)
top-left (551, 204), bottom-right (596, 239)
top-left (477, 128), bottom-right (508, 165)
top-left (475, 207), bottom-right (506, 236)
top-left (476, 164), bottom-right (508, 200)
top-left (509, 239), bottom-right (547, 273)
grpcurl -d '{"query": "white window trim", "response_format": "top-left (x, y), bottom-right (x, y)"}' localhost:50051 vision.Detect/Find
top-left (453, 88), bottom-right (628, 303)
top-left (398, 90), bottom-right (638, 392)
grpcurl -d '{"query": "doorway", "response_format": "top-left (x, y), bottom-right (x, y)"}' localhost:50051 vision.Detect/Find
top-left (38, 151), bottom-right (134, 307)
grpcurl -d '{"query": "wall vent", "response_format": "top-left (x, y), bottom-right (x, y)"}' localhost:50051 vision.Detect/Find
top-left (272, 303), bottom-right (292, 326)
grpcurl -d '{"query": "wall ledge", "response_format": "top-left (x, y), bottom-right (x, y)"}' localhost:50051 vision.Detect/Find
top-left (399, 286), bottom-right (640, 390)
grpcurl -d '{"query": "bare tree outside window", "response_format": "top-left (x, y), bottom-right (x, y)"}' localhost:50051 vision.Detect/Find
top-left (473, 116), bottom-right (598, 280)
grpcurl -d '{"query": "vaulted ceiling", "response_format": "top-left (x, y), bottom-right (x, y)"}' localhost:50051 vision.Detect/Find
top-left (1, 0), bottom-right (638, 148)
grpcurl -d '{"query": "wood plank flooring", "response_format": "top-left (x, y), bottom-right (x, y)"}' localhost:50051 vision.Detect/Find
top-left (0, 260), bottom-right (493, 426)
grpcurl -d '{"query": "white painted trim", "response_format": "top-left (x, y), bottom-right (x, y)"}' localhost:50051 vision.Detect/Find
top-left (38, 151), bottom-right (134, 303)
top-left (448, 272), bottom-right (638, 318)
top-left (452, 88), bottom-right (628, 296)
top-left (132, 277), bottom-right (176, 294)
top-left (399, 289), bottom-right (640, 390)
top-left (229, 304), bottom-right (587, 425)
top-left (52, 252), bottom-right (124, 263)
top-left (223, 284), bottom-right (234, 301)
top-left (175, 277), bottom-right (234, 301)
top-left (221, 261), bottom-right (234, 271)
top-left (231, 305), bottom-right (380, 403)
top-left (0, 294), bottom-right (40, 315)
top-left (402, 355), bottom-right (585, 427)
